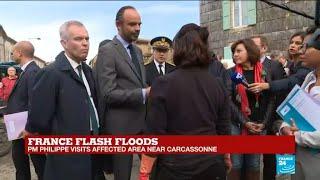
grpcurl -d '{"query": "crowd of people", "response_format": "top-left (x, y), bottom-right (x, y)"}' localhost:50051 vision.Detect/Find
top-left (3, 5), bottom-right (320, 180)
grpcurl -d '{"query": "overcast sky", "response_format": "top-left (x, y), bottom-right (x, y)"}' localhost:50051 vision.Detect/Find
top-left (0, 1), bottom-right (199, 62)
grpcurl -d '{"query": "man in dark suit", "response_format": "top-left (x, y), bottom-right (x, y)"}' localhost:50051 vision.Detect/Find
top-left (250, 35), bottom-right (286, 180)
top-left (251, 36), bottom-right (286, 82)
top-left (24, 21), bottom-right (104, 180)
top-left (145, 36), bottom-right (175, 86)
top-left (94, 6), bottom-right (149, 180)
top-left (7, 41), bottom-right (46, 180)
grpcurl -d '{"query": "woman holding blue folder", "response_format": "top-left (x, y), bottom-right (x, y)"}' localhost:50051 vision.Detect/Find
top-left (280, 27), bottom-right (320, 180)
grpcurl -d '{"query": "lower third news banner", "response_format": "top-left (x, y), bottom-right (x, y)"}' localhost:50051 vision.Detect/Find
top-left (25, 135), bottom-right (294, 154)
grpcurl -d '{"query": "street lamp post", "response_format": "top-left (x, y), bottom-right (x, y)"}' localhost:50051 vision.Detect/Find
top-left (28, 37), bottom-right (41, 41)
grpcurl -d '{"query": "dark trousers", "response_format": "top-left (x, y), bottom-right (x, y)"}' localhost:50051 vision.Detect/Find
top-left (102, 154), bottom-right (113, 174)
top-left (263, 129), bottom-right (276, 180)
top-left (152, 162), bottom-right (226, 180)
top-left (91, 154), bottom-right (106, 180)
top-left (112, 154), bottom-right (133, 180)
top-left (12, 139), bottom-right (46, 180)
top-left (111, 131), bottom-right (144, 180)
top-left (263, 154), bottom-right (276, 180)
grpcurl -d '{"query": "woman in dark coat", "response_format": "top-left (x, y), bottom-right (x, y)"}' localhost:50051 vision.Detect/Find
top-left (228, 39), bottom-right (275, 180)
top-left (139, 23), bottom-right (231, 180)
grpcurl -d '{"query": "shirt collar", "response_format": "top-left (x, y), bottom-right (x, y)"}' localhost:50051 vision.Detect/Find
top-left (302, 71), bottom-right (317, 90)
top-left (64, 53), bottom-right (81, 71)
top-left (309, 71), bottom-right (317, 83)
top-left (153, 59), bottom-right (165, 67)
top-left (116, 34), bottom-right (130, 49)
top-left (306, 71), bottom-right (320, 99)
top-left (283, 60), bottom-right (288, 67)
top-left (260, 55), bottom-right (266, 63)
top-left (21, 60), bottom-right (33, 71)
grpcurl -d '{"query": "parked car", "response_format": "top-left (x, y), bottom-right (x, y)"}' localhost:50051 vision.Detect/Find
top-left (0, 61), bottom-right (22, 78)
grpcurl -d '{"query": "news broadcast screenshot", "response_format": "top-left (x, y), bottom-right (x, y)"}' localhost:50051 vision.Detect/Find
top-left (0, 1), bottom-right (319, 180)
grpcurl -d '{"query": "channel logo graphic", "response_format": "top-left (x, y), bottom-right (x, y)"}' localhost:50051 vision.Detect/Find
top-left (276, 154), bottom-right (295, 175)
top-left (280, 105), bottom-right (290, 116)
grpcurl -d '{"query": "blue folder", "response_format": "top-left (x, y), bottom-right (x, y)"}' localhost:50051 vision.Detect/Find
top-left (277, 85), bottom-right (316, 132)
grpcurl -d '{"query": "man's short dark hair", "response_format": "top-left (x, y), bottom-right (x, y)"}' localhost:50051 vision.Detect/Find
top-left (116, 6), bottom-right (136, 21)
top-left (251, 35), bottom-right (268, 47)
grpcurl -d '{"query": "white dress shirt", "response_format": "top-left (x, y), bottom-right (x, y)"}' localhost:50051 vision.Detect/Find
top-left (21, 60), bottom-right (34, 71)
top-left (260, 55), bottom-right (266, 64)
top-left (65, 53), bottom-right (100, 130)
top-left (153, 59), bottom-right (165, 75)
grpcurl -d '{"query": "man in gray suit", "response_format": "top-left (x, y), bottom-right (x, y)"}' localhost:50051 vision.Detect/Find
top-left (94, 6), bottom-right (149, 180)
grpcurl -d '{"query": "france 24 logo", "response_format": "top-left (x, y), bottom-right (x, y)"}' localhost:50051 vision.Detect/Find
top-left (276, 154), bottom-right (295, 175)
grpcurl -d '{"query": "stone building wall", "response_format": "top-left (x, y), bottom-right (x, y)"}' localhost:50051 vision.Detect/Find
top-left (200, 0), bottom-right (315, 67)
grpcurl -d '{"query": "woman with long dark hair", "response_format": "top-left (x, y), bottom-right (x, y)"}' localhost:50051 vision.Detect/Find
top-left (139, 23), bottom-right (231, 180)
top-left (248, 31), bottom-right (311, 94)
top-left (288, 32), bottom-right (305, 64)
top-left (228, 39), bottom-right (275, 180)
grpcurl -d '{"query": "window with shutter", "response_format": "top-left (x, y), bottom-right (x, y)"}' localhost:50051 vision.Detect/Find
top-left (223, 46), bottom-right (234, 68)
top-left (246, 0), bottom-right (257, 25)
top-left (224, 46), bottom-right (232, 60)
top-left (222, 0), bottom-right (231, 30)
top-left (223, 0), bottom-right (257, 29)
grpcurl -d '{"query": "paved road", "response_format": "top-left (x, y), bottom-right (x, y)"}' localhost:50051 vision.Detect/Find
top-left (0, 152), bottom-right (292, 180)
top-left (0, 152), bottom-right (140, 180)
top-left (0, 151), bottom-right (36, 180)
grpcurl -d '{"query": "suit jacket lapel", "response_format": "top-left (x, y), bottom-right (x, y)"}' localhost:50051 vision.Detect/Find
top-left (8, 61), bottom-right (35, 100)
top-left (151, 62), bottom-right (160, 76)
top-left (55, 52), bottom-right (85, 86)
top-left (70, 68), bottom-right (84, 85)
top-left (263, 57), bottom-right (271, 69)
top-left (112, 37), bottom-right (143, 84)
top-left (10, 71), bottom-right (24, 95)
top-left (165, 63), bottom-right (175, 73)
top-left (136, 48), bottom-right (146, 84)
top-left (165, 63), bottom-right (169, 74)
top-left (82, 64), bottom-right (95, 96)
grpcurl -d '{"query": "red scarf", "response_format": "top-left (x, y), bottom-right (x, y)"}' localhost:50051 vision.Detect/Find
top-left (235, 61), bottom-right (264, 135)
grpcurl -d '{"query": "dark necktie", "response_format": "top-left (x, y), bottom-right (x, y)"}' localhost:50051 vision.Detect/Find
top-left (127, 44), bottom-right (142, 77)
top-left (19, 71), bottom-right (24, 78)
top-left (77, 65), bottom-right (99, 135)
top-left (158, 64), bottom-right (164, 75)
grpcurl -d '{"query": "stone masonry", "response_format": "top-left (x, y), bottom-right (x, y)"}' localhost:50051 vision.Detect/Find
top-left (200, 0), bottom-right (316, 59)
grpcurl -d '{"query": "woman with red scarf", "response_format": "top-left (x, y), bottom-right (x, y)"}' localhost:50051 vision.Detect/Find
top-left (0, 66), bottom-right (18, 102)
top-left (228, 39), bottom-right (275, 180)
